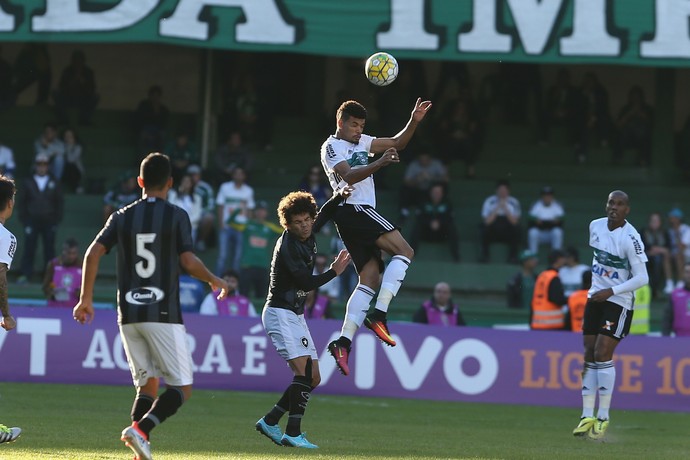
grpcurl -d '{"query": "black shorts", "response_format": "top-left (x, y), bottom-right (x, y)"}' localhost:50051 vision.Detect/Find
top-left (334, 204), bottom-right (399, 273)
top-left (582, 299), bottom-right (633, 340)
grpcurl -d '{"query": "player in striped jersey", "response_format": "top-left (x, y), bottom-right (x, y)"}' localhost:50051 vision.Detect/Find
top-left (73, 153), bottom-right (228, 460)
top-left (320, 98), bottom-right (432, 375)
top-left (572, 190), bottom-right (648, 440)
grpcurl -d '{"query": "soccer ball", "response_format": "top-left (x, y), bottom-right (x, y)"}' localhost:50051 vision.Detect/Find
top-left (365, 52), bottom-right (398, 87)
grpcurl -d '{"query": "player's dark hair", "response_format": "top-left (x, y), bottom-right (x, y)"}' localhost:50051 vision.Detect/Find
top-left (496, 178), bottom-right (511, 189)
top-left (63, 237), bottom-right (79, 249)
top-left (0, 175), bottom-right (16, 212)
top-left (337, 100), bottom-right (367, 122)
top-left (221, 269), bottom-right (239, 281)
top-left (140, 153), bottom-right (171, 190)
top-left (564, 245), bottom-right (579, 261)
top-left (277, 191), bottom-right (317, 229)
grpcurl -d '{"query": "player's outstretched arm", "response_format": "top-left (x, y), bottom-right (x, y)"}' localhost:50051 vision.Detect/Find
top-left (180, 251), bottom-right (229, 299)
top-left (73, 241), bottom-right (106, 325)
top-left (313, 185), bottom-right (354, 233)
top-left (370, 97), bottom-right (432, 154)
top-left (0, 263), bottom-right (16, 331)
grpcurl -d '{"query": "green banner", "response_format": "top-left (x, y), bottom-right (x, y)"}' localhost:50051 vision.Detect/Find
top-left (1, 0), bottom-right (689, 67)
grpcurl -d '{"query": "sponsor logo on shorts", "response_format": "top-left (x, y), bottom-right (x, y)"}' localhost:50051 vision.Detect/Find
top-left (125, 286), bottom-right (165, 305)
top-left (301, 337), bottom-right (309, 348)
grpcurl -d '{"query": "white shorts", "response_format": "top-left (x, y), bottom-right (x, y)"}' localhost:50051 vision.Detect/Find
top-left (119, 322), bottom-right (194, 387)
top-left (262, 307), bottom-right (318, 361)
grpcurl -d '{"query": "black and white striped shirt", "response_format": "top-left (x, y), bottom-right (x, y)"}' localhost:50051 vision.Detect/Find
top-left (97, 197), bottom-right (194, 325)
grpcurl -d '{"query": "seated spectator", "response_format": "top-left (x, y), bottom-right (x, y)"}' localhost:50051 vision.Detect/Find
top-left (61, 127), bottom-right (85, 193)
top-left (134, 85), bottom-right (169, 155)
top-left (0, 140), bottom-right (16, 178)
top-left (168, 173), bottom-right (202, 242)
top-left (641, 211), bottom-right (674, 296)
top-left (179, 273), bottom-right (205, 313)
top-left (662, 263), bottom-right (690, 336)
top-left (435, 97), bottom-right (481, 178)
top-left (216, 167), bottom-right (254, 274)
top-left (558, 246), bottom-right (591, 297)
top-left (304, 289), bottom-right (332, 320)
top-left (0, 45), bottom-right (13, 110)
top-left (667, 207), bottom-right (690, 289)
top-left (298, 164), bottom-right (332, 207)
top-left (611, 85), bottom-right (653, 166)
top-left (42, 237), bottom-right (82, 308)
top-left (413, 281), bottom-right (466, 326)
top-left (567, 270), bottom-right (591, 333)
top-left (399, 150), bottom-right (448, 222)
top-left (199, 269), bottom-right (257, 316)
top-left (103, 171), bottom-right (139, 222)
top-left (479, 179), bottom-right (521, 263)
top-left (12, 43), bottom-right (51, 106)
top-left (409, 183), bottom-right (460, 262)
top-left (313, 253), bottom-right (340, 303)
top-left (530, 249), bottom-right (568, 331)
top-left (238, 200), bottom-right (282, 298)
top-left (527, 186), bottom-right (564, 254)
top-left (164, 129), bottom-right (199, 184)
top-left (187, 164), bottom-right (216, 251)
top-left (507, 249), bottom-right (539, 309)
top-left (541, 67), bottom-right (580, 147)
top-left (575, 72), bottom-right (612, 164)
top-left (34, 122), bottom-right (65, 182)
top-left (53, 49), bottom-right (99, 126)
top-left (214, 130), bottom-right (253, 184)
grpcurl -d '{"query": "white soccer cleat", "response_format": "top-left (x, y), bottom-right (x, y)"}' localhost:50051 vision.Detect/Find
top-left (121, 422), bottom-right (152, 460)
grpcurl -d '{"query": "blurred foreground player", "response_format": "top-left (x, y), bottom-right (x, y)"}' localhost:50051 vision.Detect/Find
top-left (0, 174), bottom-right (21, 444)
top-left (73, 153), bottom-right (228, 460)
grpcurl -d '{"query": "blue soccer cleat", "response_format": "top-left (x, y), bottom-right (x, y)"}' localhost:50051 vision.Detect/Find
top-left (281, 432), bottom-right (319, 448)
top-left (255, 417), bottom-right (283, 446)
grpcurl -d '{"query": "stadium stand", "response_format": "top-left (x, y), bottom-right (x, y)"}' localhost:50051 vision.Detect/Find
top-left (1, 102), bottom-right (682, 329)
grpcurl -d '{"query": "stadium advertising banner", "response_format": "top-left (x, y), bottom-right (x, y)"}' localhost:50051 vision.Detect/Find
top-left (1, 0), bottom-right (690, 67)
top-left (2, 306), bottom-right (689, 413)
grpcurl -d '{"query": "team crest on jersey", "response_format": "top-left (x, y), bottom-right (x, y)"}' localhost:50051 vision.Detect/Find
top-left (125, 286), bottom-right (165, 305)
top-left (301, 337), bottom-right (309, 348)
top-left (347, 151), bottom-right (369, 167)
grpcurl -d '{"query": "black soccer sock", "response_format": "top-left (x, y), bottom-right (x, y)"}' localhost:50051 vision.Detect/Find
top-left (338, 336), bottom-right (352, 349)
top-left (137, 387), bottom-right (185, 436)
top-left (285, 375), bottom-right (313, 437)
top-left (264, 386), bottom-right (290, 425)
top-left (131, 394), bottom-right (155, 422)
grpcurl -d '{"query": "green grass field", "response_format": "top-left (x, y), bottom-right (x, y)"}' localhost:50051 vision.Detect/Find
top-left (0, 382), bottom-right (687, 459)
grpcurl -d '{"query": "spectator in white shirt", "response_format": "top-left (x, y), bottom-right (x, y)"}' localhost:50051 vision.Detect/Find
top-left (0, 142), bottom-right (15, 178)
top-left (479, 179), bottom-right (522, 263)
top-left (215, 167), bottom-right (254, 274)
top-left (527, 186), bottom-right (565, 254)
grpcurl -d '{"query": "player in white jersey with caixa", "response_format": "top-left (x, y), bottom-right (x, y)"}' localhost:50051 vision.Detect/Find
top-left (573, 190), bottom-right (648, 440)
top-left (320, 98), bottom-right (432, 376)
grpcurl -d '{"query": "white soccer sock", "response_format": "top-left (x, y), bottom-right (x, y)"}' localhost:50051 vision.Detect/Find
top-left (340, 284), bottom-right (375, 340)
top-left (374, 255), bottom-right (411, 313)
top-left (581, 362), bottom-right (598, 418)
top-left (596, 360), bottom-right (615, 421)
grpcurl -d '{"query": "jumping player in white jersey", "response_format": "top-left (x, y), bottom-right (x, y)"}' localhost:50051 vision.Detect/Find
top-left (572, 190), bottom-right (648, 440)
top-left (320, 98), bottom-right (432, 375)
